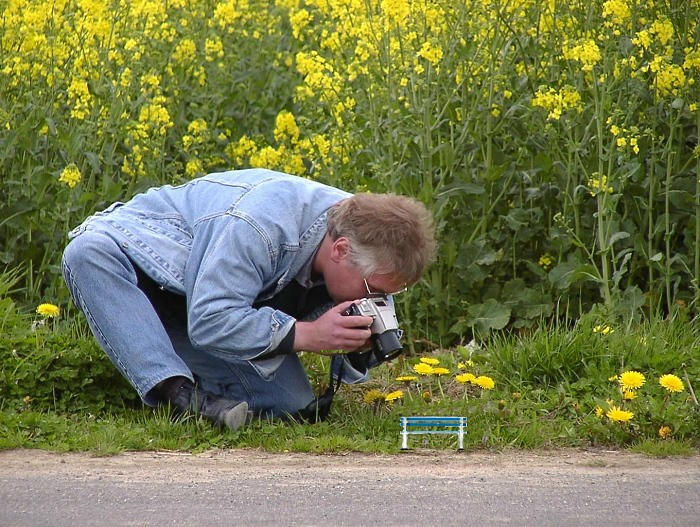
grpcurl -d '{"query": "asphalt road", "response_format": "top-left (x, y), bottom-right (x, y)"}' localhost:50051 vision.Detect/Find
top-left (1, 448), bottom-right (699, 526)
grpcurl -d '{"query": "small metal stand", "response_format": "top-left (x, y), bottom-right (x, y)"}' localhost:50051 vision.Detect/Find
top-left (400, 416), bottom-right (467, 450)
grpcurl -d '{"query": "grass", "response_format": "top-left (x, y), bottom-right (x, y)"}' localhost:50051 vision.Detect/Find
top-left (1, 295), bottom-right (698, 456)
top-left (629, 439), bottom-right (697, 458)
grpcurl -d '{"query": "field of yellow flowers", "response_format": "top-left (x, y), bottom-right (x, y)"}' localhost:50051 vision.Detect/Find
top-left (1, 0), bottom-right (700, 339)
top-left (1, 1), bottom-right (699, 452)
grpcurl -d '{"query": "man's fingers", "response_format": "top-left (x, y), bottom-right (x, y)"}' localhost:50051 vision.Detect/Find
top-left (338, 315), bottom-right (373, 328)
top-left (332, 300), bottom-right (357, 313)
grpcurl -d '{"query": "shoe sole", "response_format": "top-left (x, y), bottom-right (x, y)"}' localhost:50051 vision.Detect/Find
top-left (222, 401), bottom-right (249, 431)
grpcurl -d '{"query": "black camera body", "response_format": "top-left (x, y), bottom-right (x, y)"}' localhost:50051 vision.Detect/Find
top-left (342, 297), bottom-right (403, 363)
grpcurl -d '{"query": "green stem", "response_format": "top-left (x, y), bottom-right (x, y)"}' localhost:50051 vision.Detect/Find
top-left (648, 147), bottom-right (656, 310)
top-left (695, 110), bottom-right (700, 313)
top-left (593, 80), bottom-right (611, 305)
top-left (664, 121), bottom-right (675, 314)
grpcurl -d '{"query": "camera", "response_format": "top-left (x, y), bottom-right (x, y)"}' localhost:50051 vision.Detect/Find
top-left (342, 297), bottom-right (403, 363)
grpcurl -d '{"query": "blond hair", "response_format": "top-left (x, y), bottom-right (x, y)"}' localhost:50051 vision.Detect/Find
top-left (326, 193), bottom-right (436, 284)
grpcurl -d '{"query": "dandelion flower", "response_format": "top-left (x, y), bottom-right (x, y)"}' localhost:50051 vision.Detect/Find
top-left (474, 376), bottom-right (495, 390)
top-left (363, 389), bottom-right (384, 404)
top-left (608, 375), bottom-right (619, 382)
top-left (421, 391), bottom-right (431, 401)
top-left (595, 406), bottom-right (604, 418)
top-left (622, 390), bottom-right (638, 400)
top-left (606, 405), bottom-right (634, 422)
top-left (659, 374), bottom-right (684, 393)
top-left (593, 324), bottom-right (614, 335)
top-left (455, 373), bottom-right (476, 384)
top-left (413, 363), bottom-right (434, 375)
top-left (419, 357), bottom-right (440, 366)
top-left (658, 426), bottom-right (672, 439)
top-left (618, 371), bottom-right (645, 390)
top-left (385, 390), bottom-right (403, 402)
top-left (457, 362), bottom-right (466, 370)
top-left (36, 303), bottom-right (60, 318)
top-left (396, 375), bottom-right (417, 382)
top-left (431, 367), bottom-right (450, 376)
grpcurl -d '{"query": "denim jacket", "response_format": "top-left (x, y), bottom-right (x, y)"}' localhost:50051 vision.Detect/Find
top-left (69, 169), bottom-right (368, 381)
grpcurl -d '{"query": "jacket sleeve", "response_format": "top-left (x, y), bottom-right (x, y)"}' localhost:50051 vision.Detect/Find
top-left (184, 213), bottom-right (296, 360)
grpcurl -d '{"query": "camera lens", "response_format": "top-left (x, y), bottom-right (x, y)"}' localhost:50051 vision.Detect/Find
top-left (372, 330), bottom-right (403, 362)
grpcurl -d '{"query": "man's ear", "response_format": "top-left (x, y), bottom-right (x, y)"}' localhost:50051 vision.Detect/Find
top-left (330, 236), bottom-right (350, 262)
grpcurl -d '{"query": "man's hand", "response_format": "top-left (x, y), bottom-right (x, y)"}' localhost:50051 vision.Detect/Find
top-left (293, 300), bottom-right (373, 354)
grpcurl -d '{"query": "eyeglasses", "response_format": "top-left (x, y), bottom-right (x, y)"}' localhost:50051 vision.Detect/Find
top-left (363, 277), bottom-right (408, 297)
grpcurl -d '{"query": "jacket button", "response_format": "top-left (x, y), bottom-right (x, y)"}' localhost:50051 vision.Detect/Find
top-left (121, 242), bottom-right (129, 248)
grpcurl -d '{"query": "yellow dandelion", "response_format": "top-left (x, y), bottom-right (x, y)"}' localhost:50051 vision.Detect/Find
top-left (363, 389), bottom-right (385, 404)
top-left (606, 405), bottom-right (634, 422)
top-left (36, 303), bottom-right (60, 318)
top-left (431, 367), bottom-right (450, 376)
top-left (385, 390), bottom-right (404, 402)
top-left (457, 362), bottom-right (466, 370)
top-left (593, 324), bottom-right (615, 335)
top-left (419, 357), bottom-right (440, 365)
top-left (618, 371), bottom-right (645, 390)
top-left (421, 391), bottom-right (431, 401)
top-left (622, 390), bottom-right (638, 400)
top-left (474, 376), bottom-right (495, 390)
top-left (396, 375), bottom-right (417, 382)
top-left (413, 363), bottom-right (434, 375)
top-left (455, 373), bottom-right (475, 384)
top-left (608, 375), bottom-right (619, 382)
top-left (595, 406), bottom-right (604, 418)
top-left (658, 426), bottom-right (672, 439)
top-left (659, 374), bottom-right (684, 393)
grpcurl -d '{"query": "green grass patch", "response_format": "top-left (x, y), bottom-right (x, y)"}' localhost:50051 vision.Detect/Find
top-left (1, 300), bottom-right (698, 455)
top-left (629, 439), bottom-right (697, 458)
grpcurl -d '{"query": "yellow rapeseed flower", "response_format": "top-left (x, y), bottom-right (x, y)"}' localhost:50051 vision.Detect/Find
top-left (413, 363), bottom-right (434, 375)
top-left (618, 371), bottom-right (645, 390)
top-left (417, 41), bottom-right (443, 66)
top-left (606, 405), bottom-right (634, 422)
top-left (419, 357), bottom-right (440, 365)
top-left (474, 376), bottom-right (495, 390)
top-left (659, 374), bottom-right (684, 393)
top-left (538, 254), bottom-right (554, 270)
top-left (36, 303), bottom-right (60, 317)
top-left (59, 163), bottom-right (81, 188)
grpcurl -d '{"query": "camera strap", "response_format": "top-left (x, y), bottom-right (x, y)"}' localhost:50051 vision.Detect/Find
top-left (291, 360), bottom-right (345, 424)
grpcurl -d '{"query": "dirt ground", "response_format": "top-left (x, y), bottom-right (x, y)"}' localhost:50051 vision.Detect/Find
top-left (2, 446), bottom-right (698, 480)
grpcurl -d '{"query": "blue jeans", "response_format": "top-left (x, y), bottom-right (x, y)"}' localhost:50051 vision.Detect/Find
top-left (61, 230), bottom-right (315, 417)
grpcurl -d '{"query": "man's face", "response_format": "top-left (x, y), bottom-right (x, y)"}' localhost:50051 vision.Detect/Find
top-left (323, 237), bottom-right (406, 303)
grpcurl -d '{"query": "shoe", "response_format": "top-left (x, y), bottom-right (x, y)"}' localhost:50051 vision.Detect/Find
top-left (163, 377), bottom-right (248, 431)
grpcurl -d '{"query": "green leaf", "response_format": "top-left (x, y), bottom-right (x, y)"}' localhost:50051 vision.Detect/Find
top-left (465, 299), bottom-right (511, 333)
top-left (608, 231), bottom-right (630, 246)
top-left (549, 261), bottom-right (601, 289)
